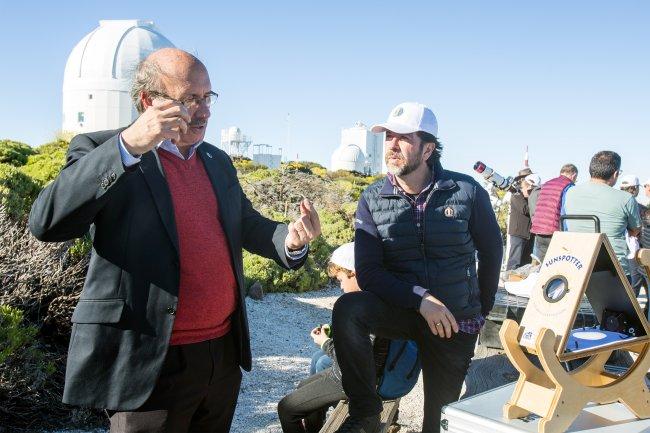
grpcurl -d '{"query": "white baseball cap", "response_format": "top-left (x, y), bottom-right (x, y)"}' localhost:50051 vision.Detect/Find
top-left (371, 102), bottom-right (438, 137)
top-left (330, 242), bottom-right (355, 272)
top-left (620, 174), bottom-right (640, 188)
top-left (524, 174), bottom-right (541, 186)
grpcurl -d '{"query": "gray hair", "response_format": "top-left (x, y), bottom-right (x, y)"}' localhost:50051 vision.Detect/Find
top-left (560, 163), bottom-right (578, 176)
top-left (131, 60), bottom-right (164, 114)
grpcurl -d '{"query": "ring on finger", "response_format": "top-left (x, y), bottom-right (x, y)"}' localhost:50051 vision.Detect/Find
top-left (435, 322), bottom-right (442, 327)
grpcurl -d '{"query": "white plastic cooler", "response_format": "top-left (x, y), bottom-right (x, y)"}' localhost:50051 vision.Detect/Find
top-left (440, 383), bottom-right (650, 433)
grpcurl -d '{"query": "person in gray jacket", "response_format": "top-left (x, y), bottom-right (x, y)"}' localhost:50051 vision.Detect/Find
top-left (29, 48), bottom-right (321, 432)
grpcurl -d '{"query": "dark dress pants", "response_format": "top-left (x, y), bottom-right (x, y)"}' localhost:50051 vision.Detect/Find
top-left (277, 368), bottom-right (347, 433)
top-left (108, 332), bottom-right (242, 433)
top-left (332, 291), bottom-right (478, 433)
top-left (506, 235), bottom-right (526, 270)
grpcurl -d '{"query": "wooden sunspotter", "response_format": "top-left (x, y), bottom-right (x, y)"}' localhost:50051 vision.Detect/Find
top-left (499, 232), bottom-right (650, 433)
top-left (319, 399), bottom-right (400, 433)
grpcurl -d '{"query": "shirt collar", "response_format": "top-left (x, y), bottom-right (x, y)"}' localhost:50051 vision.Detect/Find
top-left (386, 172), bottom-right (434, 197)
top-left (157, 139), bottom-right (203, 160)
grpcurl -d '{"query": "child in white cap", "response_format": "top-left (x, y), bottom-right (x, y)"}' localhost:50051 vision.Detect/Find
top-left (277, 242), bottom-right (392, 433)
top-left (309, 242), bottom-right (359, 375)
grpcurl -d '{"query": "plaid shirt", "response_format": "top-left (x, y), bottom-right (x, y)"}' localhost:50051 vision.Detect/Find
top-left (387, 173), bottom-right (485, 334)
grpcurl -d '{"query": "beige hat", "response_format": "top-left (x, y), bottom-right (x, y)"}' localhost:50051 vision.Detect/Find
top-left (514, 167), bottom-right (533, 181)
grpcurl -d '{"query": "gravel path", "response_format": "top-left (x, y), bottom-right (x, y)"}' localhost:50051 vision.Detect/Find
top-left (54, 286), bottom-right (514, 433)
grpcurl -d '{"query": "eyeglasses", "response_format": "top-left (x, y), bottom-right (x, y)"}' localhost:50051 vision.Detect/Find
top-left (148, 90), bottom-right (219, 109)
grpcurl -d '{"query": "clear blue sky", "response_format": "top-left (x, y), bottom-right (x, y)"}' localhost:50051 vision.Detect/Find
top-left (1, 1), bottom-right (648, 184)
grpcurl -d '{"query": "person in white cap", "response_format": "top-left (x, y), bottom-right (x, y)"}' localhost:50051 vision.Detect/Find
top-left (620, 174), bottom-right (640, 194)
top-left (641, 178), bottom-right (650, 207)
top-left (523, 173), bottom-right (542, 259)
top-left (278, 242), bottom-right (397, 433)
top-left (619, 175), bottom-right (648, 296)
top-left (331, 102), bottom-right (503, 433)
top-left (524, 173), bottom-right (542, 222)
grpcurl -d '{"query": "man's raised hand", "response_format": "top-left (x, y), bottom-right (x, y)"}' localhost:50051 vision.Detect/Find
top-left (120, 99), bottom-right (191, 156)
top-left (286, 198), bottom-right (322, 250)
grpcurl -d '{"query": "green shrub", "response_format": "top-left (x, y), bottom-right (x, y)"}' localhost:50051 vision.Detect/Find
top-left (242, 209), bottom-right (353, 293)
top-left (0, 140), bottom-right (35, 167)
top-left (0, 163), bottom-right (42, 219)
top-left (0, 305), bottom-right (38, 366)
top-left (68, 235), bottom-right (93, 259)
top-left (281, 161), bottom-right (316, 175)
top-left (0, 303), bottom-right (69, 428)
top-left (243, 253), bottom-right (328, 293)
top-left (233, 156), bottom-right (267, 174)
top-left (21, 139), bottom-right (68, 185)
top-left (240, 167), bottom-right (271, 183)
top-left (488, 187), bottom-right (509, 242)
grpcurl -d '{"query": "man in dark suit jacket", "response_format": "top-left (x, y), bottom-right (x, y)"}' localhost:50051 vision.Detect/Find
top-left (29, 48), bottom-right (321, 433)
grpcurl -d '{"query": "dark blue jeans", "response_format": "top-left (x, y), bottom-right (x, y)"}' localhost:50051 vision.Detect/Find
top-left (332, 291), bottom-right (478, 433)
top-left (310, 349), bottom-right (333, 375)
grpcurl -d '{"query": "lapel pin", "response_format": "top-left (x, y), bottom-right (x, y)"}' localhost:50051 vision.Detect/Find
top-left (206, 152), bottom-right (213, 159)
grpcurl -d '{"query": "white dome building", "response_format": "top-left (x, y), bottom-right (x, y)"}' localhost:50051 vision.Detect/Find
top-left (62, 20), bottom-right (175, 134)
top-left (331, 144), bottom-right (366, 173)
top-left (330, 122), bottom-right (384, 174)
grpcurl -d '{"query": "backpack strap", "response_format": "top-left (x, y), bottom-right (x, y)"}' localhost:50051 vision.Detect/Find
top-left (406, 350), bottom-right (420, 379)
top-left (388, 341), bottom-right (409, 371)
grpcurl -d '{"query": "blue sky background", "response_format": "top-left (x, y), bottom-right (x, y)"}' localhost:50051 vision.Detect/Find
top-left (1, 1), bottom-right (648, 184)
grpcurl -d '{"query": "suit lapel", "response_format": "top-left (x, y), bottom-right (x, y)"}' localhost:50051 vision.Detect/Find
top-left (197, 145), bottom-right (236, 254)
top-left (140, 150), bottom-right (180, 255)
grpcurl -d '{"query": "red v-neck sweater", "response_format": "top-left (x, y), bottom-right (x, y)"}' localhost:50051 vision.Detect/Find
top-left (159, 149), bottom-right (238, 346)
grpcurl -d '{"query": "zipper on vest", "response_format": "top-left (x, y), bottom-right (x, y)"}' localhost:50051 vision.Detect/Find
top-left (420, 189), bottom-right (437, 292)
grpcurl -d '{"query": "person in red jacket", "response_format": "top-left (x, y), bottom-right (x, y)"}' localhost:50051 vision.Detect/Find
top-left (530, 164), bottom-right (578, 261)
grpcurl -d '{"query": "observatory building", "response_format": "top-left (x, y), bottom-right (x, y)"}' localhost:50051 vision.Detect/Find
top-left (221, 126), bottom-right (282, 169)
top-left (62, 20), bottom-right (175, 134)
top-left (331, 122), bottom-right (384, 175)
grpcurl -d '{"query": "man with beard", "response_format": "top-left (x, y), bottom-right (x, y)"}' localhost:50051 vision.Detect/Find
top-left (331, 102), bottom-right (502, 433)
top-left (29, 48), bottom-right (321, 432)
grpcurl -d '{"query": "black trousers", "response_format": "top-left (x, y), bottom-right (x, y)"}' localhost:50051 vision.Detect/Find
top-left (332, 291), bottom-right (477, 433)
top-left (277, 368), bottom-right (347, 433)
top-left (108, 332), bottom-right (242, 433)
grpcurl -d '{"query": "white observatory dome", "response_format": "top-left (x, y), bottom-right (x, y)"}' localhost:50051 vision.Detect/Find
top-left (331, 144), bottom-right (366, 173)
top-left (62, 20), bottom-right (175, 134)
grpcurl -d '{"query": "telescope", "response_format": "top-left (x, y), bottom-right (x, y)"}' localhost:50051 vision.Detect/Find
top-left (473, 161), bottom-right (517, 191)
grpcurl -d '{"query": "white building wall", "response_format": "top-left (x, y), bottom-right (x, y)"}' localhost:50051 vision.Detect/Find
top-left (253, 154), bottom-right (282, 169)
top-left (338, 122), bottom-right (385, 175)
top-left (62, 20), bottom-right (174, 134)
top-left (331, 144), bottom-right (365, 173)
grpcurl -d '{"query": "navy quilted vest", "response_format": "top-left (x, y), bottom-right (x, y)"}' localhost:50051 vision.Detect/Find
top-left (362, 161), bottom-right (481, 319)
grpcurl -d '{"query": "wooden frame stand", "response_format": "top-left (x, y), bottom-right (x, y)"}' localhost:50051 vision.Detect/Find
top-left (499, 233), bottom-right (650, 433)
